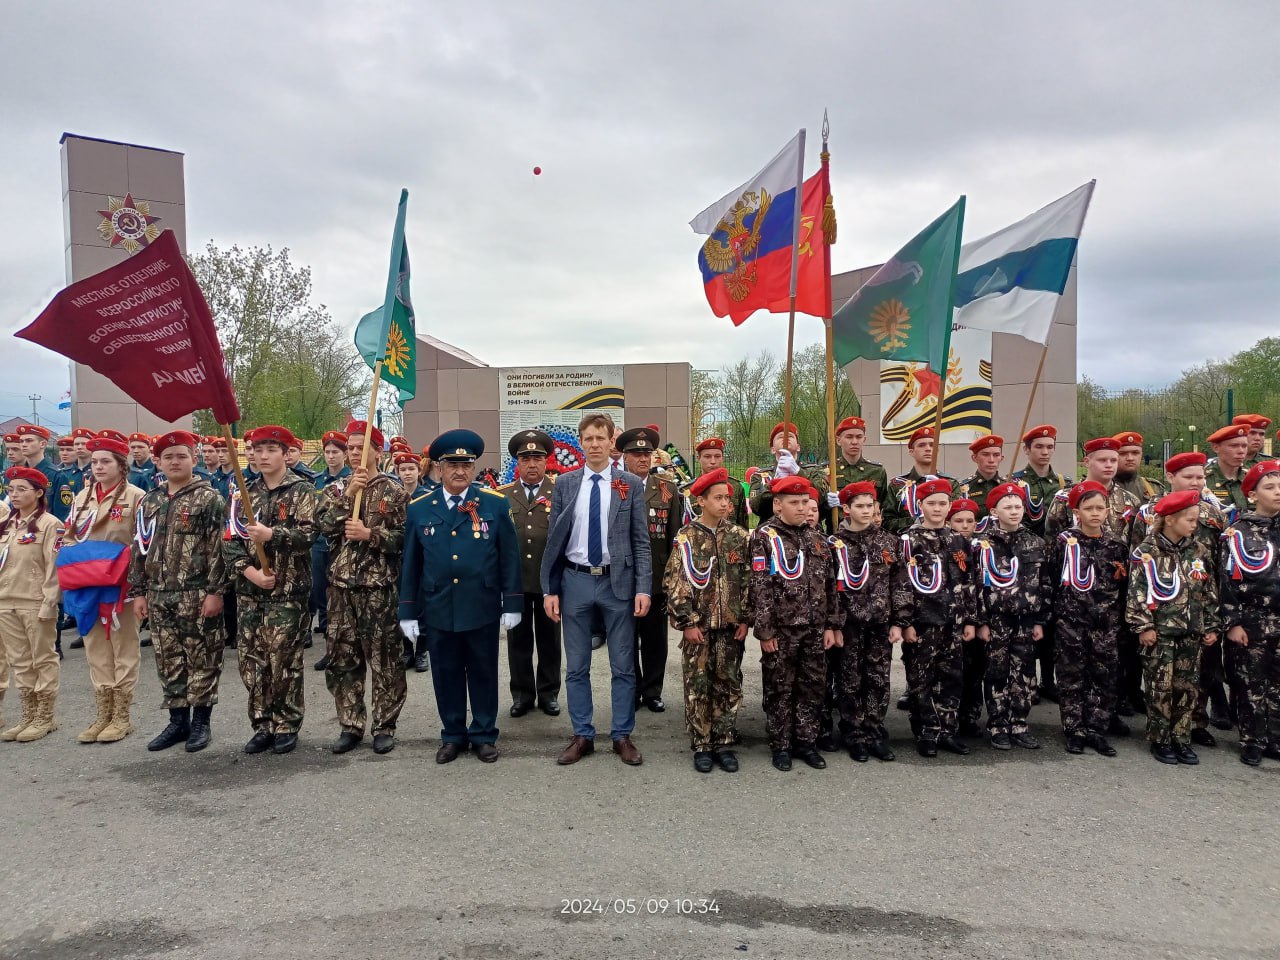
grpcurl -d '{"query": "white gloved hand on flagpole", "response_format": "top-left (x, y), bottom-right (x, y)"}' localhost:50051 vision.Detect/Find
top-left (774, 450), bottom-right (800, 478)
top-left (501, 612), bottom-right (522, 632)
top-left (399, 619), bottom-right (419, 642)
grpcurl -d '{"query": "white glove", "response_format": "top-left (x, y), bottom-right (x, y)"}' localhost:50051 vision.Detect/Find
top-left (501, 612), bottom-right (522, 631)
top-left (774, 450), bottom-right (800, 477)
top-left (826, 492), bottom-right (841, 509)
top-left (399, 619), bottom-right (419, 642)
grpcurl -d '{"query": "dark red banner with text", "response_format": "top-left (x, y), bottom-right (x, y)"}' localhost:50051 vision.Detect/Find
top-left (16, 229), bottom-right (239, 424)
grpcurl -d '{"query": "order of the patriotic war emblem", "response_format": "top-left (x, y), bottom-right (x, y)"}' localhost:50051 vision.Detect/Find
top-left (96, 193), bottom-right (162, 255)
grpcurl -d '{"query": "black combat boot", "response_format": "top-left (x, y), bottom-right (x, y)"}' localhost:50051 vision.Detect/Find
top-left (147, 708), bottom-right (191, 752)
top-left (185, 705), bottom-right (212, 752)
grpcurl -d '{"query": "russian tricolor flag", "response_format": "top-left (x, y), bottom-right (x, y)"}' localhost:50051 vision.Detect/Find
top-left (55, 539), bottom-right (131, 639)
top-left (691, 132), bottom-right (806, 326)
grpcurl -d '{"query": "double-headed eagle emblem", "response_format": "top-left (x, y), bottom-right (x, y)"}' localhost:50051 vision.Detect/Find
top-left (701, 189), bottom-right (773, 302)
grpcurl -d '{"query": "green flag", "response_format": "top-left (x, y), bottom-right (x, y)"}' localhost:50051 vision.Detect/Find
top-left (354, 189), bottom-right (416, 406)
top-left (832, 197), bottom-right (966, 375)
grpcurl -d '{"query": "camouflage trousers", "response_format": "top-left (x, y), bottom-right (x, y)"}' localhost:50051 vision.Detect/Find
top-left (148, 589), bottom-right (226, 708)
top-left (833, 619), bottom-right (893, 744)
top-left (1191, 640), bottom-right (1227, 731)
top-left (983, 614), bottom-right (1037, 735)
top-left (1054, 616), bottom-right (1118, 737)
top-left (325, 584), bottom-right (407, 736)
top-left (236, 596), bottom-right (307, 735)
top-left (1142, 632), bottom-right (1202, 745)
top-left (1227, 634), bottom-right (1280, 748)
top-left (905, 624), bottom-right (962, 742)
top-left (960, 633), bottom-right (986, 728)
top-left (760, 625), bottom-right (826, 752)
top-left (679, 627), bottom-right (744, 751)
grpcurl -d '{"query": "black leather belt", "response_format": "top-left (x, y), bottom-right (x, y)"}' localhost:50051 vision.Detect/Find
top-left (567, 561), bottom-right (610, 576)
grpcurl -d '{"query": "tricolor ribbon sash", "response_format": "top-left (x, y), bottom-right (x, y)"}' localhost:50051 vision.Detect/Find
top-left (1059, 536), bottom-right (1095, 591)
top-left (831, 538), bottom-right (870, 592)
top-left (977, 539), bottom-right (1019, 589)
top-left (676, 534), bottom-right (713, 590)
top-left (1224, 528), bottom-right (1274, 581)
top-left (902, 534), bottom-right (944, 595)
top-left (763, 528), bottom-right (804, 580)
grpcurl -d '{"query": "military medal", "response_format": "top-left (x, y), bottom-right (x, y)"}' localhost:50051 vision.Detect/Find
top-left (902, 534), bottom-right (944, 594)
top-left (1188, 558), bottom-right (1210, 582)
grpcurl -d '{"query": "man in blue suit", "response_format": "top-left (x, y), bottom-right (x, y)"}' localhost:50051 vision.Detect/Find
top-left (541, 413), bottom-right (652, 767)
top-left (399, 429), bottom-right (522, 764)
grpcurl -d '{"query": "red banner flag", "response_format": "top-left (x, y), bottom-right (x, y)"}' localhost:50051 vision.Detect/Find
top-left (765, 169), bottom-right (831, 320)
top-left (16, 230), bottom-right (240, 424)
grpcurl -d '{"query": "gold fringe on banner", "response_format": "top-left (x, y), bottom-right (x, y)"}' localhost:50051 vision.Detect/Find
top-left (822, 194), bottom-right (837, 246)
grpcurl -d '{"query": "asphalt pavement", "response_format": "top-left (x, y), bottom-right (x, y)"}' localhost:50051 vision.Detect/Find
top-left (1, 628), bottom-right (1276, 960)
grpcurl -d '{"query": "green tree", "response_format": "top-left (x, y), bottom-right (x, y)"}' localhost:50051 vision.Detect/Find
top-left (1227, 336), bottom-right (1280, 421)
top-left (769, 344), bottom-right (859, 464)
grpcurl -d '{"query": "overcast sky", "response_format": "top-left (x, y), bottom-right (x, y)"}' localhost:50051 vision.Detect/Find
top-left (2, 1), bottom-right (1276, 431)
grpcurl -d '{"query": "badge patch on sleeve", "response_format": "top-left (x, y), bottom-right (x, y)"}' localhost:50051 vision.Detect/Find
top-left (752, 556), bottom-right (768, 572)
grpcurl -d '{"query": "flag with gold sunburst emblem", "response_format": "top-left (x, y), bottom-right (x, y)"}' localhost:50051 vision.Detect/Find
top-left (831, 197), bottom-right (965, 376)
top-left (355, 189), bottom-right (417, 405)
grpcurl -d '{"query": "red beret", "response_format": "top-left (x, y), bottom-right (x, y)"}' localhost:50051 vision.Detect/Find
top-left (390, 435), bottom-right (407, 446)
top-left (5, 466), bottom-right (49, 489)
top-left (55, 436), bottom-right (74, 448)
top-left (838, 481), bottom-right (877, 505)
top-left (968, 435), bottom-right (1003, 454)
top-left (1165, 452), bottom-right (1207, 475)
top-left (420, 445), bottom-right (432, 459)
top-left (16, 424), bottom-right (51, 441)
top-left (392, 452), bottom-right (421, 467)
top-left (947, 498), bottom-right (978, 519)
top-left (835, 416), bottom-right (866, 436)
top-left (1207, 425), bottom-right (1249, 445)
top-left (743, 466), bottom-right (759, 483)
top-left (694, 437), bottom-right (725, 454)
top-left (1083, 437), bottom-right (1121, 455)
top-left (1068, 480), bottom-right (1108, 510)
top-left (96, 429), bottom-right (129, 445)
top-left (127, 432), bottom-right (152, 446)
top-left (321, 431), bottom-right (349, 448)
top-left (1154, 489), bottom-right (1200, 517)
top-left (1243, 460), bottom-right (1280, 498)
top-left (3, 433), bottom-right (19, 443)
top-left (908, 426), bottom-right (936, 448)
top-left (245, 425), bottom-right (301, 449)
top-left (1113, 432), bottom-right (1143, 448)
top-left (916, 477), bottom-right (953, 500)
top-left (1234, 414), bottom-right (1272, 430)
top-left (389, 441), bottom-right (413, 454)
top-left (1021, 424), bottom-right (1057, 444)
top-left (344, 420), bottom-right (386, 450)
top-left (70, 427), bottom-right (96, 441)
top-left (210, 438), bottom-right (228, 450)
top-left (153, 430), bottom-right (199, 457)
top-left (689, 467), bottom-right (731, 498)
top-left (86, 436), bottom-right (128, 457)
top-left (986, 482), bottom-right (1026, 512)
top-left (769, 475), bottom-right (811, 498)
top-left (769, 422), bottom-right (799, 444)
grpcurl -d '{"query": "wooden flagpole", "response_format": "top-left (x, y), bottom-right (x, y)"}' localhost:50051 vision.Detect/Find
top-left (220, 422), bottom-right (271, 575)
top-left (351, 360), bottom-right (383, 518)
top-left (820, 112), bottom-right (840, 526)
top-left (780, 128), bottom-right (807, 453)
top-left (1006, 341), bottom-right (1050, 474)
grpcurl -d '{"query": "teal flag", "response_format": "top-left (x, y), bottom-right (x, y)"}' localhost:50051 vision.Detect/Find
top-left (832, 197), bottom-right (965, 375)
top-left (354, 189), bottom-right (416, 406)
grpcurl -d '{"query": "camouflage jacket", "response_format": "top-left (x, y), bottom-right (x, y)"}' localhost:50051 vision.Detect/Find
top-left (223, 471), bottom-right (318, 600)
top-left (1011, 467), bottom-right (1071, 537)
top-left (1219, 511), bottom-right (1280, 637)
top-left (642, 473), bottom-right (681, 595)
top-left (955, 472), bottom-right (1007, 523)
top-left (882, 468), bottom-right (954, 534)
top-left (1204, 461), bottom-right (1248, 519)
top-left (748, 517), bottom-right (840, 638)
top-left (316, 472), bottom-right (407, 590)
top-left (748, 463), bottom-right (829, 524)
top-left (894, 523), bottom-right (977, 628)
top-left (1045, 481), bottom-right (1140, 542)
top-left (973, 524), bottom-right (1050, 622)
top-left (832, 522), bottom-right (908, 626)
top-left (663, 519), bottom-right (751, 630)
top-left (1045, 528), bottom-right (1129, 627)
top-left (1130, 495), bottom-right (1226, 586)
top-left (128, 479), bottom-right (228, 596)
top-left (1126, 532), bottom-right (1221, 637)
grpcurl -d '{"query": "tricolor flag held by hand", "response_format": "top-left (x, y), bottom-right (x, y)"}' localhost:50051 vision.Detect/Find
top-left (691, 131), bottom-right (806, 326)
top-left (952, 181), bottom-right (1095, 344)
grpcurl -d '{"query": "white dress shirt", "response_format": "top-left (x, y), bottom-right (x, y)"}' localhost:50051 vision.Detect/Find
top-left (566, 465), bottom-right (612, 566)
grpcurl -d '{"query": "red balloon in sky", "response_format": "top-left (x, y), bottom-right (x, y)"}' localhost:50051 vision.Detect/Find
top-left (532, 166), bottom-right (542, 175)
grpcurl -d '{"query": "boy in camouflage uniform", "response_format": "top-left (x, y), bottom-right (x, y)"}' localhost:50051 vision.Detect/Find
top-left (748, 475), bottom-right (841, 772)
top-left (224, 425), bottom-right (318, 755)
top-left (830, 481), bottom-right (906, 762)
top-left (1045, 481), bottom-right (1129, 756)
top-left (975, 484), bottom-right (1050, 751)
top-left (317, 420), bottom-right (408, 756)
top-left (1126, 489), bottom-right (1220, 765)
top-left (1220, 459), bottom-right (1280, 767)
top-left (663, 468), bottom-right (750, 774)
top-left (947, 499), bottom-right (984, 737)
top-left (896, 478), bottom-right (977, 757)
top-left (129, 431), bottom-right (228, 753)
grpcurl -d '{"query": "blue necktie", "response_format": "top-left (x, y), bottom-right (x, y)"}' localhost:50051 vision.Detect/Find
top-left (449, 495), bottom-right (461, 510)
top-left (587, 474), bottom-right (603, 567)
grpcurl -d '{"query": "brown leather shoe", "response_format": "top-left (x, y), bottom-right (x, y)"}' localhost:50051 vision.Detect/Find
top-left (612, 736), bottom-right (643, 766)
top-left (557, 735), bottom-right (595, 765)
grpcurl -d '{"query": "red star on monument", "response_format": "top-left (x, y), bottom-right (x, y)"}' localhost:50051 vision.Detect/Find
top-left (96, 193), bottom-right (162, 255)
top-left (913, 365), bottom-right (943, 402)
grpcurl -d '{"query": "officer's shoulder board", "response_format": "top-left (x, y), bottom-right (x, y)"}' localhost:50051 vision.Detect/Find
top-left (480, 486), bottom-right (507, 498)
top-left (409, 491), bottom-right (432, 506)
top-left (863, 458), bottom-right (883, 469)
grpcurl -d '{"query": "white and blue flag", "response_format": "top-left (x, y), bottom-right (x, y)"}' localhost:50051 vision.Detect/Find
top-left (953, 181), bottom-right (1095, 344)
